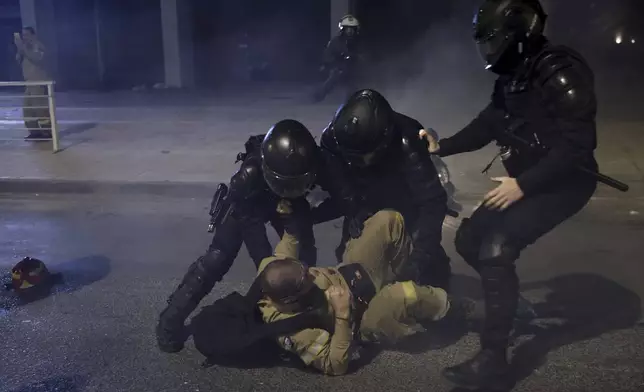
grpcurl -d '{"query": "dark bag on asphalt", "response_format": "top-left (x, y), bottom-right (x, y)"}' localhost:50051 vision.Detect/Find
top-left (190, 283), bottom-right (321, 369)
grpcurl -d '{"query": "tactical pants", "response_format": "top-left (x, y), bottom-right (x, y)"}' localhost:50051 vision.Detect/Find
top-left (454, 180), bottom-right (596, 351)
top-left (23, 85), bottom-right (51, 136)
top-left (339, 209), bottom-right (450, 343)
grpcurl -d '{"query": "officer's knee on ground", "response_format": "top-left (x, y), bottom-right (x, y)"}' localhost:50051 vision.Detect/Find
top-left (454, 218), bottom-right (480, 269)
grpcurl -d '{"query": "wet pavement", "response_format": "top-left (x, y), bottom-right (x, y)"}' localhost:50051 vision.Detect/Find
top-left (1, 192), bottom-right (643, 392)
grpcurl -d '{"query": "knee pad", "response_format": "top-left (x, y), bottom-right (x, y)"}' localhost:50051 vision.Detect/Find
top-left (478, 232), bottom-right (520, 291)
top-left (478, 231), bottom-right (520, 264)
top-left (454, 218), bottom-right (480, 267)
top-left (197, 249), bottom-right (233, 280)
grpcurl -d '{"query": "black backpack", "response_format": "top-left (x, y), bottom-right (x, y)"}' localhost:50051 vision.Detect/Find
top-left (190, 284), bottom-right (322, 369)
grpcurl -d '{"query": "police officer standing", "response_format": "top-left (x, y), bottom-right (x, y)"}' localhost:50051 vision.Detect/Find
top-left (156, 120), bottom-right (322, 353)
top-left (421, 0), bottom-right (598, 389)
top-left (321, 89), bottom-right (452, 291)
top-left (312, 15), bottom-right (363, 103)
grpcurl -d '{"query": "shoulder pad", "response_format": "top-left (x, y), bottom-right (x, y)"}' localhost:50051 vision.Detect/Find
top-left (533, 49), bottom-right (595, 116)
top-left (229, 154), bottom-right (264, 200)
top-left (400, 131), bottom-right (428, 162)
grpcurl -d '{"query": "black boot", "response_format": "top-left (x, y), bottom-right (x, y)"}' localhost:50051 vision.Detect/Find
top-left (442, 255), bottom-right (519, 390)
top-left (156, 250), bottom-right (230, 353)
top-left (443, 348), bottom-right (512, 391)
top-left (418, 261), bottom-right (452, 292)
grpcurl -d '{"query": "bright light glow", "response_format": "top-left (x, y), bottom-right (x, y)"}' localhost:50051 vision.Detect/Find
top-left (632, 38), bottom-right (636, 44)
top-left (615, 33), bottom-right (623, 44)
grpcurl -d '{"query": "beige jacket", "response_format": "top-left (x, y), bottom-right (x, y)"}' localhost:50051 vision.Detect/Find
top-left (257, 233), bottom-right (355, 376)
top-left (17, 40), bottom-right (50, 81)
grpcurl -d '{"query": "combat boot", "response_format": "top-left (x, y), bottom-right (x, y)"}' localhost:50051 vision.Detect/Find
top-left (443, 254), bottom-right (519, 390)
top-left (443, 348), bottom-right (512, 391)
top-left (156, 250), bottom-right (230, 353)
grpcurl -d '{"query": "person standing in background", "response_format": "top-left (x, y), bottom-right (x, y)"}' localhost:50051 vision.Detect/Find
top-left (15, 26), bottom-right (52, 140)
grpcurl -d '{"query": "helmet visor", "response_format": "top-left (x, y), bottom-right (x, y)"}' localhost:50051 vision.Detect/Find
top-left (263, 166), bottom-right (316, 199)
top-left (476, 30), bottom-right (513, 70)
top-left (339, 149), bottom-right (378, 168)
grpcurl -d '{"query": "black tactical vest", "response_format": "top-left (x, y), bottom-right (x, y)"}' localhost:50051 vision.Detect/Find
top-left (489, 45), bottom-right (590, 177)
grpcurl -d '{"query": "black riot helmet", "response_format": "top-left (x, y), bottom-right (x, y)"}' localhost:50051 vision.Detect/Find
top-left (326, 89), bottom-right (395, 168)
top-left (473, 0), bottom-right (547, 74)
top-left (261, 120), bottom-right (319, 199)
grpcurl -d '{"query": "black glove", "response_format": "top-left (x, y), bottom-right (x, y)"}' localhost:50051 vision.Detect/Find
top-left (348, 210), bottom-right (372, 239)
top-left (276, 198), bottom-right (312, 235)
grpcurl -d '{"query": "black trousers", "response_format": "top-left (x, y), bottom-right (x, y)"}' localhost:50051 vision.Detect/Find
top-left (455, 179), bottom-right (597, 350)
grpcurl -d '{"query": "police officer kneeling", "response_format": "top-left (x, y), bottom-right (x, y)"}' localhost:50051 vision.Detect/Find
top-left (257, 208), bottom-right (450, 376)
top-left (156, 120), bottom-right (322, 353)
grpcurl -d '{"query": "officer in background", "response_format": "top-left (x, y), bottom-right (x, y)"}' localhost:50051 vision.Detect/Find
top-left (420, 0), bottom-right (598, 388)
top-left (320, 89), bottom-right (452, 291)
top-left (257, 208), bottom-right (450, 376)
top-left (156, 120), bottom-right (323, 353)
top-left (312, 15), bottom-right (363, 103)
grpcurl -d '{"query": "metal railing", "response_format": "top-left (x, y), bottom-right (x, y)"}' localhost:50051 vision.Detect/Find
top-left (0, 80), bottom-right (59, 152)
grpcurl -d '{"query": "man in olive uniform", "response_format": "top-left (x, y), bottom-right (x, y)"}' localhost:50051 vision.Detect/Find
top-left (15, 27), bottom-right (51, 140)
top-left (257, 206), bottom-right (450, 376)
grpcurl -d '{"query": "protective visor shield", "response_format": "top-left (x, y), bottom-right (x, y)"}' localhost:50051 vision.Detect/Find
top-left (476, 31), bottom-right (514, 70)
top-left (331, 126), bottom-right (391, 168)
top-left (262, 164), bottom-right (316, 199)
top-left (473, 0), bottom-right (513, 70)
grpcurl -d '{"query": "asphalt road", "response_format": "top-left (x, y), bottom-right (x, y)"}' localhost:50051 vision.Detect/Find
top-left (1, 192), bottom-right (643, 392)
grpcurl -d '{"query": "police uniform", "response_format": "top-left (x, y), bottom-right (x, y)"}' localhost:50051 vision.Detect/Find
top-left (440, 40), bottom-right (599, 392)
top-left (258, 209), bottom-right (449, 376)
top-left (321, 111), bottom-right (451, 290)
top-left (156, 135), bottom-right (317, 353)
top-left (439, 43), bottom-right (598, 353)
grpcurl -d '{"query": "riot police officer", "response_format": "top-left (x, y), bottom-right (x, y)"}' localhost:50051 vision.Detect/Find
top-left (312, 14), bottom-right (363, 102)
top-left (421, 0), bottom-right (599, 389)
top-left (156, 120), bottom-right (322, 353)
top-left (320, 89), bottom-right (451, 291)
